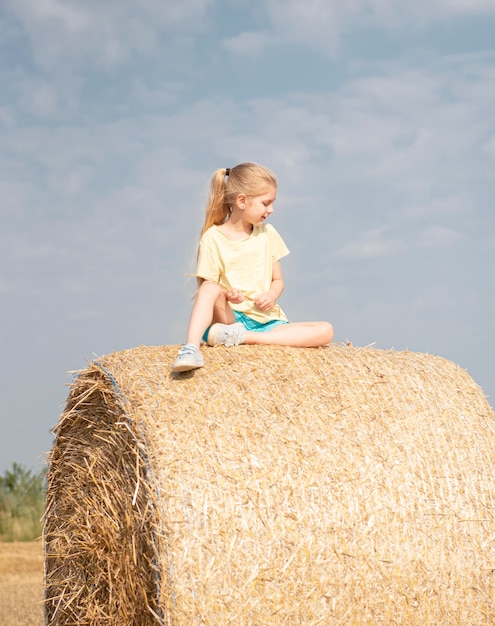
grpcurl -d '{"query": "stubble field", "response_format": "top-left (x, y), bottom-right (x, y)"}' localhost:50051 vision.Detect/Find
top-left (0, 541), bottom-right (44, 626)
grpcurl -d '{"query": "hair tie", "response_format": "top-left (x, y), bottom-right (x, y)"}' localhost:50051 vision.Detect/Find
top-left (225, 168), bottom-right (230, 177)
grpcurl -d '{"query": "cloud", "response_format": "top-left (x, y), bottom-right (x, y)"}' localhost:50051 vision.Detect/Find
top-left (265, 0), bottom-right (344, 54)
top-left (28, 0), bottom-right (87, 29)
top-left (4, 0), bottom-right (495, 78)
top-left (331, 227), bottom-right (406, 259)
top-left (222, 31), bottom-right (270, 56)
top-left (1, 0), bottom-right (212, 70)
top-left (400, 195), bottom-right (468, 218)
top-left (482, 133), bottom-right (495, 157)
top-left (313, 55), bottom-right (495, 214)
top-left (248, 0), bottom-right (495, 56)
top-left (433, 0), bottom-right (495, 14)
top-left (416, 225), bottom-right (463, 248)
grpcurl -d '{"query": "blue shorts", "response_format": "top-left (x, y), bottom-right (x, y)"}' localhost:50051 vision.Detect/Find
top-left (202, 310), bottom-right (288, 342)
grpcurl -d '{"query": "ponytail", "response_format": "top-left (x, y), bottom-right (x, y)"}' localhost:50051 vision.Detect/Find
top-left (201, 169), bottom-right (230, 236)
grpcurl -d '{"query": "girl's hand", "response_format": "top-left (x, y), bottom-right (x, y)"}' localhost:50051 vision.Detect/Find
top-left (226, 288), bottom-right (244, 304)
top-left (254, 292), bottom-right (276, 311)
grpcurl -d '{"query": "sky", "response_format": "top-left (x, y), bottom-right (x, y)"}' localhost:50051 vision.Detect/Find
top-left (1, 0), bottom-right (494, 473)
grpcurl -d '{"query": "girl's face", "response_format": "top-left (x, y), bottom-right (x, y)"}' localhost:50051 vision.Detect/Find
top-left (236, 186), bottom-right (277, 226)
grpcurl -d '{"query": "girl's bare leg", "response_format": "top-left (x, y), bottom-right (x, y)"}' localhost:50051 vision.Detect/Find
top-left (186, 281), bottom-right (236, 346)
top-left (243, 321), bottom-right (334, 348)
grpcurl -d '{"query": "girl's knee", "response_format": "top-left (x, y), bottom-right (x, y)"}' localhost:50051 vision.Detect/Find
top-left (320, 321), bottom-right (334, 344)
top-left (198, 281), bottom-right (226, 300)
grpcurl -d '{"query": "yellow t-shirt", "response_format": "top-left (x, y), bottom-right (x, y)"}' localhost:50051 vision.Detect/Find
top-left (196, 223), bottom-right (290, 323)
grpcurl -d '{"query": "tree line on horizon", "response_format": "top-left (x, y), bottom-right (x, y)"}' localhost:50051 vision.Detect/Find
top-left (0, 462), bottom-right (45, 541)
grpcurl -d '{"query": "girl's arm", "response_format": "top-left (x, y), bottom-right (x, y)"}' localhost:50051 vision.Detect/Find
top-left (255, 261), bottom-right (284, 311)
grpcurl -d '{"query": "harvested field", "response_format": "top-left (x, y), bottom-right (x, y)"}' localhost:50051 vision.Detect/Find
top-left (0, 541), bottom-right (44, 626)
top-left (45, 344), bottom-right (495, 625)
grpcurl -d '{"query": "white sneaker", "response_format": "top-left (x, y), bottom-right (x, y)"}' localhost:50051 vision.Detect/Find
top-left (207, 323), bottom-right (246, 347)
top-left (171, 344), bottom-right (204, 372)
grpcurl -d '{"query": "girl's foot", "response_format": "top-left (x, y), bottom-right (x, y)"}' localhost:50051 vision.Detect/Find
top-left (207, 323), bottom-right (246, 347)
top-left (172, 344), bottom-right (204, 372)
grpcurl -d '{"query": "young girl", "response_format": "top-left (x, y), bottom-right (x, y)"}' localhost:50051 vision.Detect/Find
top-left (172, 162), bottom-right (334, 372)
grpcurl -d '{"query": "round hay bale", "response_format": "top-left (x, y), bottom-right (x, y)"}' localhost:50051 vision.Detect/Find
top-left (44, 344), bottom-right (495, 625)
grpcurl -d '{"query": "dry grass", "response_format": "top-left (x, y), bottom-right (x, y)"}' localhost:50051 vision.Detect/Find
top-left (45, 344), bottom-right (495, 625)
top-left (0, 541), bottom-right (44, 626)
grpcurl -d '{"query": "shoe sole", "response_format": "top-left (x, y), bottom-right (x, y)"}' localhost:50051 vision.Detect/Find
top-left (172, 361), bottom-right (204, 373)
top-left (207, 323), bottom-right (244, 347)
top-left (206, 324), bottom-right (221, 346)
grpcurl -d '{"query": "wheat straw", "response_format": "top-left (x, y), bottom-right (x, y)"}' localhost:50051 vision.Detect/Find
top-left (44, 344), bottom-right (495, 625)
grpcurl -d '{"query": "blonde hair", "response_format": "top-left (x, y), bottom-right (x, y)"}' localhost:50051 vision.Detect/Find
top-left (200, 162), bottom-right (277, 236)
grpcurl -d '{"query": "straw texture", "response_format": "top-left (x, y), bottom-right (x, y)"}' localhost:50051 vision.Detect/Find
top-left (44, 344), bottom-right (495, 625)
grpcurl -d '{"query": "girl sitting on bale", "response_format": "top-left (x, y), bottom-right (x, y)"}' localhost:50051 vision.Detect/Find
top-left (172, 162), bottom-right (334, 372)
